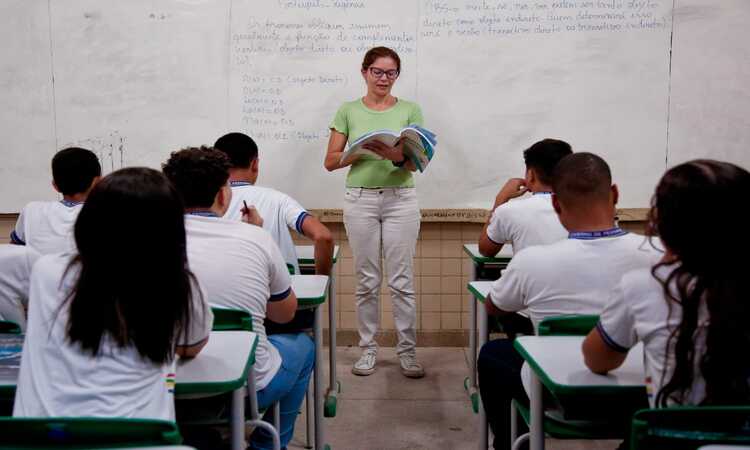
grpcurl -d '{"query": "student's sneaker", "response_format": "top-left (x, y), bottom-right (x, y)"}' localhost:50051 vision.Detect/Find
top-left (399, 353), bottom-right (425, 378)
top-left (351, 348), bottom-right (377, 376)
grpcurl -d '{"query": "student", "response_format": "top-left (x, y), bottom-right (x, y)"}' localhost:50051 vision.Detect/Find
top-left (13, 167), bottom-right (212, 419)
top-left (214, 132), bottom-right (334, 276)
top-left (163, 147), bottom-right (314, 450)
top-left (11, 147), bottom-right (101, 255)
top-left (0, 245), bottom-right (39, 329)
top-left (478, 138), bottom-right (572, 256)
top-left (478, 153), bottom-right (661, 450)
top-left (583, 160), bottom-right (750, 407)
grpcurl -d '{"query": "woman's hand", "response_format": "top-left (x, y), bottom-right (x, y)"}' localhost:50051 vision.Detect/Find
top-left (363, 139), bottom-right (405, 163)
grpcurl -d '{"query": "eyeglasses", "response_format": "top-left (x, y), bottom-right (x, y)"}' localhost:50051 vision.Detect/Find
top-left (368, 67), bottom-right (399, 80)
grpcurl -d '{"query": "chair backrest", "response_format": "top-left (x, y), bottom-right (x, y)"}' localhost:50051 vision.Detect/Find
top-left (537, 315), bottom-right (599, 336)
top-left (0, 417), bottom-right (181, 449)
top-left (211, 307), bottom-right (253, 332)
top-left (0, 320), bottom-right (21, 335)
top-left (631, 407), bottom-right (750, 450)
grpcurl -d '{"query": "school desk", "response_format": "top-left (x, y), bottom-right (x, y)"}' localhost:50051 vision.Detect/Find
top-left (292, 274), bottom-right (330, 450)
top-left (463, 244), bottom-right (514, 410)
top-left (513, 336), bottom-right (646, 450)
top-left (466, 280), bottom-right (495, 450)
top-left (296, 244), bottom-right (341, 419)
top-left (0, 331), bottom-right (266, 450)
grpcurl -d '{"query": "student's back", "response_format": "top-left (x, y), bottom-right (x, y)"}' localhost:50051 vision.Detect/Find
top-left (0, 245), bottom-right (39, 328)
top-left (14, 168), bottom-right (212, 420)
top-left (586, 160), bottom-right (750, 407)
top-left (11, 147), bottom-right (101, 255)
top-left (12, 200), bottom-right (82, 254)
top-left (496, 231), bottom-right (659, 331)
top-left (224, 183), bottom-right (306, 274)
top-left (185, 214), bottom-right (291, 389)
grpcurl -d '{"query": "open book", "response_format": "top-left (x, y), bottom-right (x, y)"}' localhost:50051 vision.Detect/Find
top-left (339, 125), bottom-right (437, 172)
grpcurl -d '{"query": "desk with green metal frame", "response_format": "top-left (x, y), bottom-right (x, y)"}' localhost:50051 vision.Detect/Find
top-left (513, 336), bottom-right (646, 450)
top-left (296, 245), bottom-right (341, 420)
top-left (292, 274), bottom-right (331, 450)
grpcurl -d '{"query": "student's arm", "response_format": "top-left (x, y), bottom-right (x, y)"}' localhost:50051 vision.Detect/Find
top-left (478, 179), bottom-right (527, 257)
top-left (484, 260), bottom-right (526, 317)
top-left (176, 338), bottom-right (208, 358)
top-left (267, 289), bottom-right (298, 324)
top-left (582, 330), bottom-right (628, 374)
top-left (300, 216), bottom-right (334, 275)
top-left (10, 208), bottom-right (27, 245)
top-left (581, 282), bottom-right (636, 374)
top-left (265, 236), bottom-right (297, 323)
top-left (176, 281), bottom-right (214, 359)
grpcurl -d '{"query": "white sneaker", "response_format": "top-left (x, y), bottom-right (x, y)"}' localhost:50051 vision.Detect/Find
top-left (352, 348), bottom-right (377, 376)
top-left (399, 353), bottom-right (425, 378)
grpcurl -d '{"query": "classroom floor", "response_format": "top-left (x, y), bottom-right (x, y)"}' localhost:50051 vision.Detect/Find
top-left (289, 346), bottom-right (620, 450)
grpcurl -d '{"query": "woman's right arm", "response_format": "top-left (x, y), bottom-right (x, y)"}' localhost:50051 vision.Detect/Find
top-left (324, 129), bottom-right (351, 172)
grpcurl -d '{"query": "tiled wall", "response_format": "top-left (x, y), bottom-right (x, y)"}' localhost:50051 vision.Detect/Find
top-left (0, 215), bottom-right (645, 344)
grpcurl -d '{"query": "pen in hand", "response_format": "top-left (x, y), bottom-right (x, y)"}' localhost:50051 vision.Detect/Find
top-left (242, 200), bottom-right (264, 227)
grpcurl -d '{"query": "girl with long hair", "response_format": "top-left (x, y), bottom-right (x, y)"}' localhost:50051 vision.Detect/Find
top-left (13, 167), bottom-right (212, 419)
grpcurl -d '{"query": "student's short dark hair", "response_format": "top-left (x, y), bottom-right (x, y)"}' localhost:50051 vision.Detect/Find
top-left (522, 139), bottom-right (572, 185)
top-left (214, 132), bottom-right (258, 169)
top-left (551, 152), bottom-right (612, 205)
top-left (51, 147), bottom-right (101, 196)
top-left (162, 146), bottom-right (231, 209)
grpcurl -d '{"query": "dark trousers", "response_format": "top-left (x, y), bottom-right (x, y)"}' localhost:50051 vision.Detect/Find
top-left (478, 338), bottom-right (529, 450)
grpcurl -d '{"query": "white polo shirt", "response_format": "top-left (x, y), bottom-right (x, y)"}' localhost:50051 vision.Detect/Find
top-left (13, 253), bottom-right (212, 420)
top-left (596, 264), bottom-right (708, 407)
top-left (490, 229), bottom-right (662, 332)
top-left (12, 200), bottom-right (82, 255)
top-left (184, 213), bottom-right (292, 390)
top-left (486, 192), bottom-right (567, 253)
top-left (224, 182), bottom-right (308, 274)
top-left (0, 245), bottom-right (40, 329)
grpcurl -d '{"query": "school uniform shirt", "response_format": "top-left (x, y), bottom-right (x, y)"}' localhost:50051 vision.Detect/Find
top-left (224, 183), bottom-right (308, 274)
top-left (489, 230), bottom-right (662, 332)
top-left (11, 200), bottom-right (82, 255)
top-left (13, 253), bottom-right (212, 420)
top-left (0, 245), bottom-right (40, 328)
top-left (486, 192), bottom-right (568, 253)
top-left (596, 264), bottom-right (708, 407)
top-left (184, 214), bottom-right (292, 390)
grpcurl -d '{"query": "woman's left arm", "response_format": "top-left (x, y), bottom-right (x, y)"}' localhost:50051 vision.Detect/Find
top-left (363, 140), bottom-right (417, 172)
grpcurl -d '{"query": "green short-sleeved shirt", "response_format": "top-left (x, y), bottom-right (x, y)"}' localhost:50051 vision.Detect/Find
top-left (330, 98), bottom-right (424, 188)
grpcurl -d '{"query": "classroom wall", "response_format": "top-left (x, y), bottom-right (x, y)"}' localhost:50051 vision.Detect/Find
top-left (0, 215), bottom-right (646, 346)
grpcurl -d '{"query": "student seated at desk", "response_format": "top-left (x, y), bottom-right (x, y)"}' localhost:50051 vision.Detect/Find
top-left (14, 168), bottom-right (212, 419)
top-left (478, 138), bottom-right (571, 257)
top-left (214, 132), bottom-right (334, 276)
top-left (11, 147), bottom-right (101, 254)
top-left (478, 152), bottom-right (661, 450)
top-left (163, 147), bottom-right (314, 450)
top-left (583, 160), bottom-right (750, 407)
top-left (0, 245), bottom-right (40, 330)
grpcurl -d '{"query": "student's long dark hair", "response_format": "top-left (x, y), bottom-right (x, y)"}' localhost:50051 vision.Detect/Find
top-left (64, 167), bottom-right (197, 365)
top-left (650, 160), bottom-right (750, 406)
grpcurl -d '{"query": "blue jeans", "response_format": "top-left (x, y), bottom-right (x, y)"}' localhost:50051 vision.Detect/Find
top-left (250, 333), bottom-right (315, 450)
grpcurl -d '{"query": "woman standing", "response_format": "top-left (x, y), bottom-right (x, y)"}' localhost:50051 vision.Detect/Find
top-left (324, 46), bottom-right (424, 378)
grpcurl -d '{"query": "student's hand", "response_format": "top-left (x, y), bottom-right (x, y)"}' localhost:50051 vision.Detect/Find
top-left (494, 178), bottom-right (528, 208)
top-left (241, 204), bottom-right (264, 227)
top-left (364, 139), bottom-right (405, 163)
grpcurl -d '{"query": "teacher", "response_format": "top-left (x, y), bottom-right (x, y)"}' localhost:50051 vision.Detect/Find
top-left (324, 46), bottom-right (424, 378)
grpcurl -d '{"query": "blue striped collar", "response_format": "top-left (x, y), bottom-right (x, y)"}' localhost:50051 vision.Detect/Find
top-left (186, 210), bottom-right (218, 218)
top-left (569, 227), bottom-right (627, 240)
top-left (60, 199), bottom-right (83, 207)
top-left (532, 191), bottom-right (552, 196)
top-left (230, 181), bottom-right (253, 187)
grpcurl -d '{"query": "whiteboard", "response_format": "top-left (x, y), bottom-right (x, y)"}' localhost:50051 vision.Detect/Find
top-left (0, 0), bottom-right (748, 212)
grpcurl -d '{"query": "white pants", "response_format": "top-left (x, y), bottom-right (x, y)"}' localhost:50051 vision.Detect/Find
top-left (343, 187), bottom-right (420, 356)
